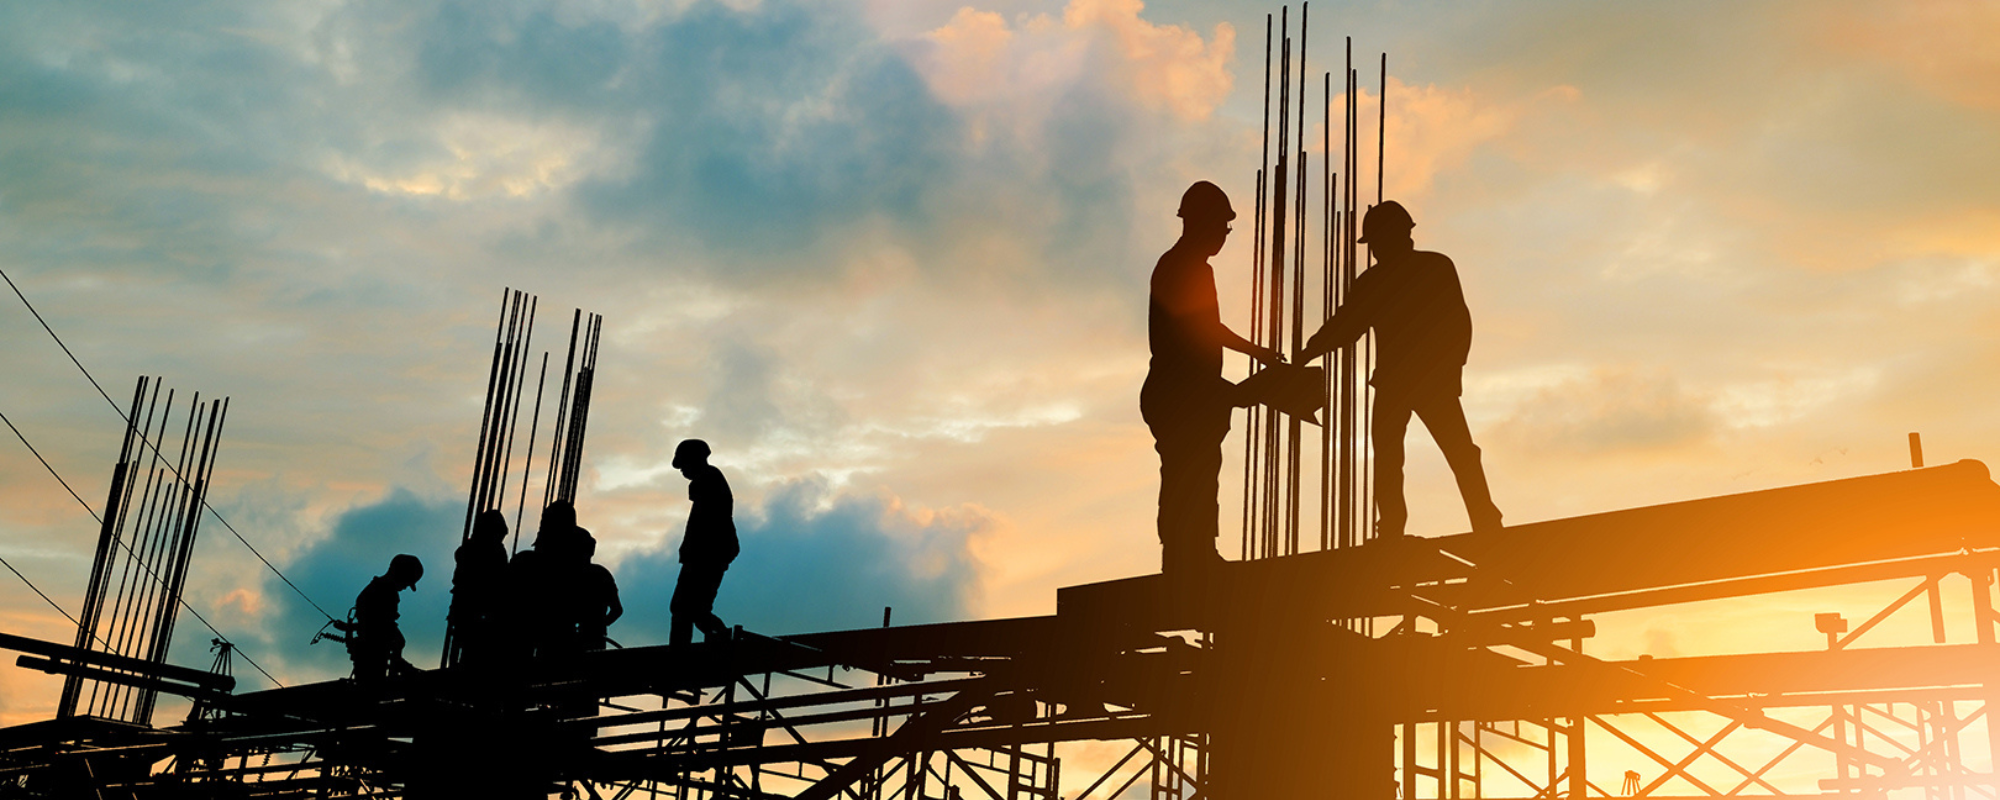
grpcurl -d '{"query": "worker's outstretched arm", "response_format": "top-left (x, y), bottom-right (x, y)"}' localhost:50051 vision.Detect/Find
top-left (1221, 325), bottom-right (1286, 366)
top-left (1296, 300), bottom-right (1370, 363)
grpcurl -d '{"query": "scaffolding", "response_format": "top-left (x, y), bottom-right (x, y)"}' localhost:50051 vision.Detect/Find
top-left (4, 6), bottom-right (1999, 797)
top-left (0, 459), bottom-right (1995, 799)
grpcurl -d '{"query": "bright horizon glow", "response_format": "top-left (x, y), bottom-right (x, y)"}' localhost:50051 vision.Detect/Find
top-left (1, 1), bottom-right (1997, 794)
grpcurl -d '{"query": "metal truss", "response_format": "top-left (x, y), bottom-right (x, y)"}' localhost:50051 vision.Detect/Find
top-left (1397, 561), bottom-right (2000, 800)
top-left (4, 462), bottom-right (2000, 800)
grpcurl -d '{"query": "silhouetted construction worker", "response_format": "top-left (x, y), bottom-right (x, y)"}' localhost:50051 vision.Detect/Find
top-left (671, 439), bottom-right (738, 645)
top-left (448, 510), bottom-right (509, 666)
top-left (1144, 181), bottom-right (1317, 574)
top-left (508, 500), bottom-right (576, 660)
top-left (1297, 201), bottom-right (1503, 538)
top-left (345, 554), bottom-right (422, 683)
top-left (575, 530), bottom-right (622, 651)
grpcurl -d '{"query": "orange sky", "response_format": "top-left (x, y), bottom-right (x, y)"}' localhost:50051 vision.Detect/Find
top-left (0, 6), bottom-right (1996, 787)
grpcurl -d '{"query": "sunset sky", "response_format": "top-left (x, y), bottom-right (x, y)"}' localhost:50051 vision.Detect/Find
top-left (1, 0), bottom-right (1997, 741)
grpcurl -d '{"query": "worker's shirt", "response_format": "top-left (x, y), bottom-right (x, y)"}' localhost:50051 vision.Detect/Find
top-left (451, 538), bottom-right (507, 615)
top-left (580, 564), bottom-right (620, 634)
top-left (354, 576), bottom-right (402, 644)
top-left (1147, 241), bottom-right (1224, 384)
top-left (1311, 251), bottom-right (1473, 398)
top-left (681, 466), bottom-right (740, 567)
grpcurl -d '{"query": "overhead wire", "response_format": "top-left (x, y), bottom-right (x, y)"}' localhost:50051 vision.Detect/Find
top-left (0, 269), bottom-right (291, 687)
top-left (1, 410), bottom-right (101, 524)
top-left (4, 405), bottom-right (283, 688)
top-left (1, 267), bottom-right (332, 622)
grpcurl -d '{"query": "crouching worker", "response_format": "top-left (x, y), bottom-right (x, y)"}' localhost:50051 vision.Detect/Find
top-left (671, 439), bottom-right (738, 646)
top-left (335, 554), bottom-right (423, 684)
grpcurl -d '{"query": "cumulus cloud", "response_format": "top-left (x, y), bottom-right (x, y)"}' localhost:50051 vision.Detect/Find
top-left (1330, 77), bottom-right (1536, 205)
top-left (260, 478), bottom-right (988, 677)
top-left (575, 2), bottom-right (963, 261)
top-left (7, 0), bottom-right (2000, 703)
top-left (615, 476), bottom-right (991, 639)
top-left (913, 0), bottom-right (1234, 127)
top-left (323, 113), bottom-right (609, 200)
top-left (265, 490), bottom-right (462, 679)
top-left (1813, 3), bottom-right (2000, 113)
top-left (1487, 367), bottom-right (1718, 456)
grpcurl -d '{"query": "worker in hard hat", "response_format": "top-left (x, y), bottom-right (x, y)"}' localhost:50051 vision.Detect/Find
top-left (448, 510), bottom-right (508, 666)
top-left (344, 553), bottom-right (424, 683)
top-left (1296, 200), bottom-right (1503, 539)
top-left (572, 528), bottom-right (622, 651)
top-left (507, 500), bottom-right (577, 660)
top-left (670, 439), bottom-right (738, 646)
top-left (1143, 181), bottom-right (1317, 575)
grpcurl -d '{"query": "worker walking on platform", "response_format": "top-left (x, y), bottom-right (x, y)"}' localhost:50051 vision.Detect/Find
top-left (345, 554), bottom-right (423, 683)
top-left (1296, 201), bottom-right (1503, 538)
top-left (1144, 181), bottom-right (1316, 575)
top-left (670, 439), bottom-right (738, 645)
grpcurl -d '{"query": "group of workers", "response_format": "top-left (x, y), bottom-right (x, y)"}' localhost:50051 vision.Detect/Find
top-left (451, 501), bottom-right (623, 666)
top-left (1145, 181), bottom-right (1504, 572)
top-left (334, 439), bottom-right (740, 684)
top-left (335, 179), bottom-right (1497, 682)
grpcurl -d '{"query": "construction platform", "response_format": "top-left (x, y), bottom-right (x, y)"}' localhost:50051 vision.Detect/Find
top-left (3, 460), bottom-right (1999, 799)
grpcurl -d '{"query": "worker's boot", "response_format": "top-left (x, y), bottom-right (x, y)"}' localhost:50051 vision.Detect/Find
top-left (1469, 507), bottom-right (1504, 535)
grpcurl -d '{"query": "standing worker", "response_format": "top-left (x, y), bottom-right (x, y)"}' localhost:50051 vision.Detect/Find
top-left (573, 529), bottom-right (622, 650)
top-left (343, 554), bottom-right (423, 683)
top-left (1143, 181), bottom-right (1316, 575)
top-left (509, 500), bottom-right (578, 660)
top-left (448, 510), bottom-right (508, 666)
top-left (670, 439), bottom-right (738, 645)
top-left (1296, 201), bottom-right (1503, 539)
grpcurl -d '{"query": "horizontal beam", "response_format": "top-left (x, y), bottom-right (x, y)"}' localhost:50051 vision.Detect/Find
top-left (1468, 550), bottom-right (2000, 623)
top-left (0, 631), bottom-right (232, 691)
top-left (584, 675), bottom-right (989, 735)
top-left (1406, 644), bottom-right (2000, 720)
top-left (15, 656), bottom-right (228, 705)
top-left (1434, 460), bottom-right (2000, 609)
top-left (1060, 461), bottom-right (2000, 631)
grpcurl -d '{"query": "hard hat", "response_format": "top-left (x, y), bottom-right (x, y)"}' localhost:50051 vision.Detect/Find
top-left (388, 554), bottom-right (424, 588)
top-left (541, 500), bottom-right (576, 534)
top-left (473, 509), bottom-right (508, 541)
top-left (672, 439), bottom-right (711, 469)
top-left (1177, 181), bottom-right (1236, 222)
top-left (1356, 201), bottom-right (1414, 243)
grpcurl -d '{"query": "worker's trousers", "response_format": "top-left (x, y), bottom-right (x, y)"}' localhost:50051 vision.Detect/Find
top-left (670, 562), bottom-right (730, 646)
top-left (1373, 390), bottom-right (1502, 537)
top-left (1141, 374), bottom-right (1236, 573)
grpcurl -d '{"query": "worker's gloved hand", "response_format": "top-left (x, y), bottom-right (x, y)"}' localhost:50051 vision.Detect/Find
top-left (1253, 344), bottom-right (1286, 365)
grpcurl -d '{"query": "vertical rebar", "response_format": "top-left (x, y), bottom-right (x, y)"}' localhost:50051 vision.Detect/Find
top-left (1243, 11), bottom-right (1273, 563)
top-left (514, 353), bottom-right (551, 556)
top-left (544, 310), bottom-right (582, 510)
top-left (1320, 69), bottom-right (1334, 554)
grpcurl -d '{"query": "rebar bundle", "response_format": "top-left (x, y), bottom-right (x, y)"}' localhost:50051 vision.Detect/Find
top-left (59, 376), bottom-right (228, 725)
top-left (441, 289), bottom-right (603, 668)
top-left (1240, 5), bottom-right (1389, 563)
top-left (544, 308), bottom-right (604, 511)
